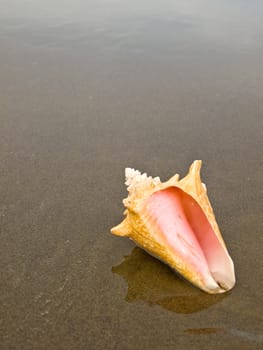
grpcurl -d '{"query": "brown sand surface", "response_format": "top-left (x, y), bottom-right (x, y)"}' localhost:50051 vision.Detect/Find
top-left (0, 1), bottom-right (262, 349)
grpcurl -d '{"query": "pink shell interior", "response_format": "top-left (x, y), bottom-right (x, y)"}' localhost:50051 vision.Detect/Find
top-left (145, 187), bottom-right (235, 291)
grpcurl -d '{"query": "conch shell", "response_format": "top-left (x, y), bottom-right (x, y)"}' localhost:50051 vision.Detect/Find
top-left (111, 160), bottom-right (235, 294)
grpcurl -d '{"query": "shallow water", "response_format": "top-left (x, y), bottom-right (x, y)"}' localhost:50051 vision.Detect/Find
top-left (0, 1), bottom-right (263, 349)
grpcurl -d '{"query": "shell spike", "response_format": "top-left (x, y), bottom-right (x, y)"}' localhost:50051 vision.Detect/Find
top-left (111, 218), bottom-right (131, 237)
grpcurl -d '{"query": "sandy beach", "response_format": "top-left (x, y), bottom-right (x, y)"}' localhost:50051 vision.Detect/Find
top-left (0, 1), bottom-right (263, 349)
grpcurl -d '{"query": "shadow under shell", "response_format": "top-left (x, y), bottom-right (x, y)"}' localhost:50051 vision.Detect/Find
top-left (112, 247), bottom-right (228, 314)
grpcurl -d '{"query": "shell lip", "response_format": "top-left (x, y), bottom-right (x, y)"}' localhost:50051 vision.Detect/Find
top-left (144, 185), bottom-right (235, 294)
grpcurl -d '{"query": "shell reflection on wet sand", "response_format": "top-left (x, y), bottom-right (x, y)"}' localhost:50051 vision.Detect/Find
top-left (112, 247), bottom-right (226, 314)
top-left (111, 161), bottom-right (235, 294)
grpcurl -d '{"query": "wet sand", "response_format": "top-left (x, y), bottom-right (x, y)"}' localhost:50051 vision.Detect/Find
top-left (0, 1), bottom-right (263, 349)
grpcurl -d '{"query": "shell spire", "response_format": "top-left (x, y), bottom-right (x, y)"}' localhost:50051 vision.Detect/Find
top-left (111, 161), bottom-right (235, 294)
